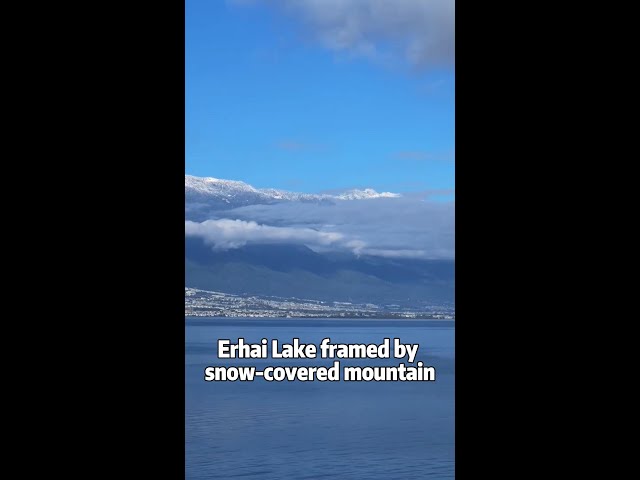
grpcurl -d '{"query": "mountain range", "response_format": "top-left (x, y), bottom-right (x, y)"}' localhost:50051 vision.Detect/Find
top-left (186, 175), bottom-right (400, 213)
top-left (185, 175), bottom-right (454, 307)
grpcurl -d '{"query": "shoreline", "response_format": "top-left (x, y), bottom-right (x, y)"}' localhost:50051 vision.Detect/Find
top-left (185, 315), bottom-right (455, 322)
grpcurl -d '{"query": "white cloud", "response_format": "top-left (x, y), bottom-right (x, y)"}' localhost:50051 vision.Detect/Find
top-left (233, 0), bottom-right (455, 68)
top-left (186, 195), bottom-right (455, 259)
top-left (357, 248), bottom-right (428, 259)
top-left (185, 218), bottom-right (345, 250)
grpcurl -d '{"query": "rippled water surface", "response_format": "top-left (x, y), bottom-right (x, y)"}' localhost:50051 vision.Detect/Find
top-left (186, 318), bottom-right (455, 479)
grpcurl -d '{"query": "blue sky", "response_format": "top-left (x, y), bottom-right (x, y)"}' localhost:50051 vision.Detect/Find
top-left (186, 0), bottom-right (455, 195)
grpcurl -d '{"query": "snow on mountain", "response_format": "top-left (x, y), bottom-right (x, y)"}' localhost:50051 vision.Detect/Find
top-left (335, 188), bottom-right (400, 200)
top-left (185, 175), bottom-right (400, 209)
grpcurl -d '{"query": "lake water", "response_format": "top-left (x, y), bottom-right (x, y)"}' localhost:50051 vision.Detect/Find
top-left (186, 318), bottom-right (455, 479)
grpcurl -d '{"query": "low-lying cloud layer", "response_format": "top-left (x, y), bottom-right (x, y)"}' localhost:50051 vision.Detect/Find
top-left (186, 195), bottom-right (454, 259)
top-left (185, 218), bottom-right (347, 250)
top-left (233, 0), bottom-right (455, 69)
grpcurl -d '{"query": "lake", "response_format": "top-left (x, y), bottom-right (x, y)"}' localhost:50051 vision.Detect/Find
top-left (186, 318), bottom-right (455, 479)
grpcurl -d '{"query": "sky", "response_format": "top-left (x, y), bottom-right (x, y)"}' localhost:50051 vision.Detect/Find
top-left (186, 0), bottom-right (455, 196)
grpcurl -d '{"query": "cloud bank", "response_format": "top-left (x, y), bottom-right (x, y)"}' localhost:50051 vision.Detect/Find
top-left (186, 196), bottom-right (454, 259)
top-left (233, 0), bottom-right (455, 69)
top-left (185, 218), bottom-right (347, 250)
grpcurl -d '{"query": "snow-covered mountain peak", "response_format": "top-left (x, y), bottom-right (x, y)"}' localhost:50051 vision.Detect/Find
top-left (335, 188), bottom-right (400, 200)
top-left (185, 175), bottom-right (400, 210)
top-left (185, 175), bottom-right (259, 194)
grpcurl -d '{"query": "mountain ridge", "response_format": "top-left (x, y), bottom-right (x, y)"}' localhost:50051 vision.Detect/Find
top-left (185, 175), bottom-right (454, 307)
top-left (185, 237), bottom-right (454, 306)
top-left (185, 175), bottom-right (401, 210)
